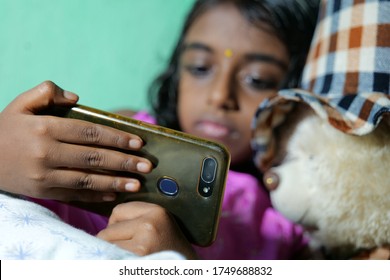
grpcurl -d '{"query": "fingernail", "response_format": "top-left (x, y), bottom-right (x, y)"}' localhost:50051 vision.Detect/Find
top-left (125, 181), bottom-right (139, 191)
top-left (102, 193), bottom-right (116, 201)
top-left (63, 90), bottom-right (79, 101)
top-left (129, 139), bottom-right (142, 149)
top-left (136, 162), bottom-right (151, 173)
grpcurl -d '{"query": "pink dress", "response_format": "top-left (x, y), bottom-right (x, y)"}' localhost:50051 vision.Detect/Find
top-left (30, 111), bottom-right (307, 259)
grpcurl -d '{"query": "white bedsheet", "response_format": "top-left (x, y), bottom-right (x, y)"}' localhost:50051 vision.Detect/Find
top-left (0, 192), bottom-right (184, 260)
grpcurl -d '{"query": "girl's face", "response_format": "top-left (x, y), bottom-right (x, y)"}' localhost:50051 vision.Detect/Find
top-left (178, 4), bottom-right (289, 166)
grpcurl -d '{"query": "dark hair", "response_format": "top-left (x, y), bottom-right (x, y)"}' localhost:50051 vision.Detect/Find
top-left (148, 0), bottom-right (320, 130)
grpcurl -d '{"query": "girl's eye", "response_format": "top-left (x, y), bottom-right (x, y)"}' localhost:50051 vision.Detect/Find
top-left (184, 65), bottom-right (211, 77)
top-left (243, 75), bottom-right (278, 91)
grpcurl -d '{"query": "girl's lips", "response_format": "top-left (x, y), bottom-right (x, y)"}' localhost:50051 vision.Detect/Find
top-left (195, 120), bottom-right (232, 139)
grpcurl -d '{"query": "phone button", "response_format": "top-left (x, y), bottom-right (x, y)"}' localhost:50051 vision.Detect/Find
top-left (158, 178), bottom-right (179, 196)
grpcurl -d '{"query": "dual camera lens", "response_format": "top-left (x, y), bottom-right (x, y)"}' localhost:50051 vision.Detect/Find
top-left (158, 156), bottom-right (218, 198)
top-left (199, 157), bottom-right (217, 197)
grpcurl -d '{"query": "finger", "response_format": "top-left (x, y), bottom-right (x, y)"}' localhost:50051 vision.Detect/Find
top-left (96, 237), bottom-right (145, 256)
top-left (97, 220), bottom-right (137, 241)
top-left (113, 241), bottom-right (139, 255)
top-left (49, 142), bottom-right (152, 174)
top-left (111, 240), bottom-right (150, 256)
top-left (6, 81), bottom-right (79, 114)
top-left (108, 202), bottom-right (166, 225)
top-left (97, 221), bottom-right (155, 256)
top-left (46, 116), bottom-right (145, 151)
top-left (47, 168), bottom-right (143, 193)
top-left (114, 223), bottom-right (174, 257)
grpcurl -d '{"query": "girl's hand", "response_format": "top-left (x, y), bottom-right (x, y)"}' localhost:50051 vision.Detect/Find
top-left (0, 81), bottom-right (153, 202)
top-left (97, 201), bottom-right (198, 259)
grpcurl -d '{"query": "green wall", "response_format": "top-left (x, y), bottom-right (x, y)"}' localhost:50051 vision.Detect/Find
top-left (0, 0), bottom-right (194, 112)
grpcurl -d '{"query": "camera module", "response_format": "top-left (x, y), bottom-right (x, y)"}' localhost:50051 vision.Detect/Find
top-left (198, 157), bottom-right (218, 197)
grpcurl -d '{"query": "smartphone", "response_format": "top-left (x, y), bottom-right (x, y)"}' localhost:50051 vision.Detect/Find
top-left (47, 104), bottom-right (230, 247)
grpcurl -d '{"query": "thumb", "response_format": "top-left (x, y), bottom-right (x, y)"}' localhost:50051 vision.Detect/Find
top-left (6, 80), bottom-right (79, 114)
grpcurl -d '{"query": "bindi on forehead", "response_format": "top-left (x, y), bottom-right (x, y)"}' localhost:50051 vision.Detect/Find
top-left (224, 49), bottom-right (233, 58)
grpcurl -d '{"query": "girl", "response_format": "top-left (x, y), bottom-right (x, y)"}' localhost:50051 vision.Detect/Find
top-left (0, 0), bottom-right (319, 259)
top-left (125, 0), bottom-right (320, 259)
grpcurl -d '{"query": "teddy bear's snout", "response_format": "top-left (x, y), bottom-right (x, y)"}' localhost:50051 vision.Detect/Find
top-left (263, 170), bottom-right (279, 191)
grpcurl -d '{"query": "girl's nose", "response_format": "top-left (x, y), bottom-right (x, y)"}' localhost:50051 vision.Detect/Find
top-left (263, 170), bottom-right (279, 191)
top-left (207, 72), bottom-right (238, 110)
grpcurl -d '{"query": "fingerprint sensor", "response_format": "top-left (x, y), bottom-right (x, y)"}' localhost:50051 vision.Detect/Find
top-left (158, 178), bottom-right (179, 196)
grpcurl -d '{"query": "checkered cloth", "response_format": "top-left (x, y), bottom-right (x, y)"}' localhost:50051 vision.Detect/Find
top-left (252, 0), bottom-right (390, 171)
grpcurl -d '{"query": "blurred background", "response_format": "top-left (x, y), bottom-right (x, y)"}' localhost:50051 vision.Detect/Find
top-left (0, 0), bottom-right (194, 111)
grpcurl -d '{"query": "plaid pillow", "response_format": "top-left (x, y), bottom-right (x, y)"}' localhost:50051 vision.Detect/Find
top-left (251, 0), bottom-right (389, 171)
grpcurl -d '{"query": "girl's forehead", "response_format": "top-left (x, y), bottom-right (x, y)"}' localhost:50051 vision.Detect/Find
top-left (185, 5), bottom-right (257, 43)
top-left (183, 4), bottom-right (288, 59)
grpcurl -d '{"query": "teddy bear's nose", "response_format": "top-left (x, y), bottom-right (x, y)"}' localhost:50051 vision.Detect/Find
top-left (263, 170), bottom-right (279, 191)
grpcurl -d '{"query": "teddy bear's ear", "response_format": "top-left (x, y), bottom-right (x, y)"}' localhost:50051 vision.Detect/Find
top-left (252, 101), bottom-right (317, 173)
top-left (251, 98), bottom-right (295, 172)
top-left (253, 137), bottom-right (276, 173)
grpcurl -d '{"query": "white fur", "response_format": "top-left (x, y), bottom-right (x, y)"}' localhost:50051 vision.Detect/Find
top-left (269, 115), bottom-right (390, 255)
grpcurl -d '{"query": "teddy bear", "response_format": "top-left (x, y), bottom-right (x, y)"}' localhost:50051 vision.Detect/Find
top-left (253, 99), bottom-right (389, 259)
top-left (251, 0), bottom-right (390, 259)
